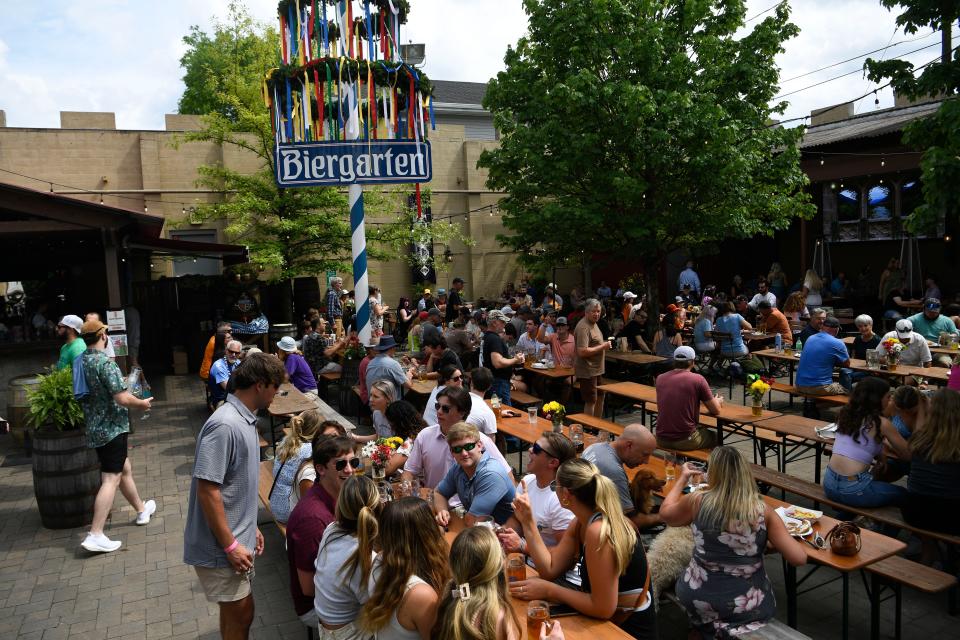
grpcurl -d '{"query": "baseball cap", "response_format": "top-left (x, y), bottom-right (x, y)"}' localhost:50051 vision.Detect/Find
top-left (428, 308), bottom-right (442, 317)
top-left (80, 319), bottom-right (107, 335)
top-left (487, 310), bottom-right (508, 323)
top-left (518, 305), bottom-right (532, 315)
top-left (822, 316), bottom-right (841, 329)
top-left (452, 277), bottom-right (465, 284)
top-left (423, 288), bottom-right (431, 294)
top-left (895, 319), bottom-right (913, 339)
top-left (418, 311), bottom-right (429, 321)
top-left (500, 305), bottom-right (516, 316)
top-left (276, 336), bottom-right (297, 352)
top-left (58, 314), bottom-right (83, 333)
top-left (623, 291), bottom-right (637, 299)
top-left (438, 288), bottom-right (447, 295)
top-left (556, 316), bottom-right (569, 325)
top-left (666, 303), bottom-right (680, 313)
top-left (926, 298), bottom-right (941, 310)
top-left (673, 346), bottom-right (696, 361)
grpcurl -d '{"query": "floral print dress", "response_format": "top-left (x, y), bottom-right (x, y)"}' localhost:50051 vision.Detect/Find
top-left (675, 511), bottom-right (776, 638)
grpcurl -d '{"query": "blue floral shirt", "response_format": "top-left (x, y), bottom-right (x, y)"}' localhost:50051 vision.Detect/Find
top-left (79, 349), bottom-right (129, 448)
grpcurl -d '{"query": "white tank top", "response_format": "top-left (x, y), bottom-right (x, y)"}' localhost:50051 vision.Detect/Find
top-left (377, 574), bottom-right (428, 640)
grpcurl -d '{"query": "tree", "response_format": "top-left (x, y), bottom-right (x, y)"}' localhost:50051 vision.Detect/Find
top-left (178, 1), bottom-right (278, 121)
top-left (479, 0), bottom-right (815, 307)
top-left (865, 1), bottom-right (960, 233)
top-left (176, 2), bottom-right (464, 286)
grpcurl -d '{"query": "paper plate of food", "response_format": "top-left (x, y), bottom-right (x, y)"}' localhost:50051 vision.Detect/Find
top-left (531, 362), bottom-right (547, 369)
top-left (783, 506), bottom-right (823, 522)
top-left (781, 516), bottom-right (813, 538)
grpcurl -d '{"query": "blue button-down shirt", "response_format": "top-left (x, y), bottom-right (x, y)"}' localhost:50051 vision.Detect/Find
top-left (437, 452), bottom-right (515, 524)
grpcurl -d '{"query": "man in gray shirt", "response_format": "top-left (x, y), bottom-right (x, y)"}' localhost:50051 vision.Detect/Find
top-left (582, 424), bottom-right (661, 530)
top-left (183, 352), bottom-right (285, 639)
top-left (364, 335), bottom-right (412, 401)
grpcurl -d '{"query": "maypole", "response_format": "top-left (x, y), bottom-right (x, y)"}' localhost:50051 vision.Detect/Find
top-left (264, 0), bottom-right (431, 346)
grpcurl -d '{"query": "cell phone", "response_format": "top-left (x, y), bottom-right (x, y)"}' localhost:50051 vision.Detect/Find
top-left (548, 603), bottom-right (579, 618)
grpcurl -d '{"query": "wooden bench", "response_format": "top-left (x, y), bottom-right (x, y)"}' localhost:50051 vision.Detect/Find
top-left (866, 555), bottom-right (958, 640)
top-left (507, 389), bottom-right (541, 409)
top-left (768, 381), bottom-right (849, 407)
top-left (566, 413), bottom-right (624, 437)
top-left (257, 460), bottom-right (286, 538)
top-left (657, 447), bottom-right (712, 463)
top-left (750, 463), bottom-right (960, 547)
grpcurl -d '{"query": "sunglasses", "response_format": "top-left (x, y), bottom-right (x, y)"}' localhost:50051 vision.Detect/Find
top-left (531, 442), bottom-right (557, 458)
top-left (435, 402), bottom-right (455, 414)
top-left (450, 375), bottom-right (463, 382)
top-left (450, 441), bottom-right (480, 455)
top-left (334, 457), bottom-right (362, 471)
top-left (227, 350), bottom-right (242, 355)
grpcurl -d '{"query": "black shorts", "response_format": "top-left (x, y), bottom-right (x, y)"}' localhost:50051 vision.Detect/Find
top-left (95, 433), bottom-right (128, 473)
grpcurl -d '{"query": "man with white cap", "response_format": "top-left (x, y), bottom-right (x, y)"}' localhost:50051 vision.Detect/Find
top-left (654, 345), bottom-right (722, 451)
top-left (56, 314), bottom-right (86, 370)
top-left (881, 319), bottom-right (932, 368)
top-left (621, 291), bottom-right (638, 324)
top-left (276, 336), bottom-right (319, 403)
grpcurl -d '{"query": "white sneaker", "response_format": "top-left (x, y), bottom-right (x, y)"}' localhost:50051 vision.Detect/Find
top-left (136, 499), bottom-right (156, 525)
top-left (81, 533), bottom-right (122, 553)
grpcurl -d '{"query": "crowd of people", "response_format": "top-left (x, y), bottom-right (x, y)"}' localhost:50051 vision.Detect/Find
top-left (51, 259), bottom-right (960, 639)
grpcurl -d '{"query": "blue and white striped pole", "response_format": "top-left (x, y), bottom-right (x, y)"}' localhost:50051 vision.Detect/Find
top-left (338, 1), bottom-right (371, 345)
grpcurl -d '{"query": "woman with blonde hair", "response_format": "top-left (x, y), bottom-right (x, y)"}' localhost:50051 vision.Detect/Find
top-left (270, 409), bottom-right (327, 523)
top-left (902, 390), bottom-right (960, 562)
top-left (801, 269), bottom-right (823, 308)
top-left (433, 526), bottom-right (521, 640)
top-left (661, 446), bottom-right (806, 638)
top-left (509, 458), bottom-right (657, 638)
top-left (350, 380), bottom-right (397, 445)
top-left (767, 262), bottom-right (788, 303)
top-left (360, 498), bottom-right (450, 639)
top-left (314, 474), bottom-right (380, 638)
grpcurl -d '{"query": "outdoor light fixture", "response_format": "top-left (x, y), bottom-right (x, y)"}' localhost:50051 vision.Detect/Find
top-left (946, 235), bottom-right (953, 243)
top-left (400, 43), bottom-right (426, 65)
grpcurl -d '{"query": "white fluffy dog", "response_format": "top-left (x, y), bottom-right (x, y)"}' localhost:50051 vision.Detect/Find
top-left (646, 525), bottom-right (695, 603)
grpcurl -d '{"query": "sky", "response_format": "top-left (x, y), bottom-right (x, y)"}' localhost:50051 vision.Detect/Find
top-left (0, 1), bottom-right (948, 131)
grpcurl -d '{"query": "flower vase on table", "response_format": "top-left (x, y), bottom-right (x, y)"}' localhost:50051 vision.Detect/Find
top-left (361, 437), bottom-right (403, 482)
top-left (747, 375), bottom-right (771, 417)
top-left (542, 402), bottom-right (566, 433)
top-left (881, 337), bottom-right (904, 372)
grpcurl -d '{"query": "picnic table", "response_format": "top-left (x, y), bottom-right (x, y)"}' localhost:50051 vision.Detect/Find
top-left (841, 335), bottom-right (960, 356)
top-left (753, 348), bottom-right (801, 384)
top-left (751, 414), bottom-right (833, 482)
top-left (524, 363), bottom-right (576, 379)
top-left (846, 358), bottom-right (949, 383)
top-left (604, 351), bottom-right (665, 366)
top-left (266, 383), bottom-right (317, 447)
top-left (443, 516), bottom-right (634, 639)
top-left (743, 331), bottom-right (778, 351)
top-left (598, 381), bottom-right (781, 446)
top-left (407, 377), bottom-right (438, 396)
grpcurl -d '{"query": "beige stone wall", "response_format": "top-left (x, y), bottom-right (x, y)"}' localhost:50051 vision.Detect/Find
top-left (0, 111), bottom-right (520, 303)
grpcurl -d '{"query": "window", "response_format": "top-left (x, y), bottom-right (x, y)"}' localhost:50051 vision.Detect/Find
top-left (836, 187), bottom-right (861, 222)
top-left (867, 183), bottom-right (892, 220)
top-left (169, 230), bottom-right (221, 277)
top-left (900, 179), bottom-right (923, 219)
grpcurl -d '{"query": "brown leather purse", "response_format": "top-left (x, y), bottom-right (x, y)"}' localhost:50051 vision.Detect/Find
top-left (826, 522), bottom-right (862, 556)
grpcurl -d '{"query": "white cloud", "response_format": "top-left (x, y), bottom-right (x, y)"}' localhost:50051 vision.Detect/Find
top-left (0, 0), bottom-right (946, 129)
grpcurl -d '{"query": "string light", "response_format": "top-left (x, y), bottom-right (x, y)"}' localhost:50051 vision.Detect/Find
top-left (820, 155), bottom-right (824, 166)
top-left (881, 157), bottom-right (886, 167)
top-left (144, 205), bottom-right (149, 213)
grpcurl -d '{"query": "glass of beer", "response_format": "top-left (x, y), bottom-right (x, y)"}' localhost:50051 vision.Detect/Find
top-left (569, 424), bottom-right (584, 453)
top-left (527, 601), bottom-right (550, 637)
top-left (687, 461), bottom-right (707, 490)
top-left (506, 553), bottom-right (526, 583)
top-left (664, 454), bottom-right (676, 483)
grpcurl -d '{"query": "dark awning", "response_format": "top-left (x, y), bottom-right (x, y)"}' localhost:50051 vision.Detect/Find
top-left (123, 236), bottom-right (248, 264)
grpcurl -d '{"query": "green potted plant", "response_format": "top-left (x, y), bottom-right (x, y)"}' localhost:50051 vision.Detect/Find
top-left (27, 366), bottom-right (101, 529)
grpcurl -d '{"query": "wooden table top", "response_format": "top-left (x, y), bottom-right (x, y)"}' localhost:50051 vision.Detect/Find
top-left (407, 378), bottom-right (439, 395)
top-left (751, 414), bottom-right (834, 445)
top-left (598, 381), bottom-right (781, 423)
top-left (846, 358), bottom-right (949, 381)
top-left (525, 364), bottom-right (576, 379)
top-left (753, 348), bottom-right (801, 363)
top-left (743, 332), bottom-right (777, 342)
top-left (267, 383), bottom-right (316, 417)
top-left (638, 457), bottom-right (905, 572)
top-left (605, 351), bottom-right (666, 366)
top-left (443, 517), bottom-right (634, 639)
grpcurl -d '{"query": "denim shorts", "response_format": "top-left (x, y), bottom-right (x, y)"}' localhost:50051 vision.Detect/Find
top-left (823, 467), bottom-right (907, 508)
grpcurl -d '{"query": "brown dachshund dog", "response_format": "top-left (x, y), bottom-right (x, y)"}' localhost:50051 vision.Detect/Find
top-left (629, 468), bottom-right (666, 515)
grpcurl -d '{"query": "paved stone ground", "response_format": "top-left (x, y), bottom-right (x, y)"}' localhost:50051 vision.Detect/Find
top-left (0, 373), bottom-right (955, 639)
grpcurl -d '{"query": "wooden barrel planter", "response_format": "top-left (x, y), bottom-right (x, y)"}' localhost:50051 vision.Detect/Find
top-left (31, 429), bottom-right (101, 529)
top-left (7, 374), bottom-right (42, 449)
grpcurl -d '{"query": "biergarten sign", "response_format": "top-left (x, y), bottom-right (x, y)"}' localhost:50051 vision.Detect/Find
top-left (275, 140), bottom-right (432, 187)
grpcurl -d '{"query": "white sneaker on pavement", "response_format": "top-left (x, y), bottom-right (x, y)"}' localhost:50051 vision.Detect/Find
top-left (81, 533), bottom-right (122, 553)
top-left (136, 499), bottom-right (156, 525)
